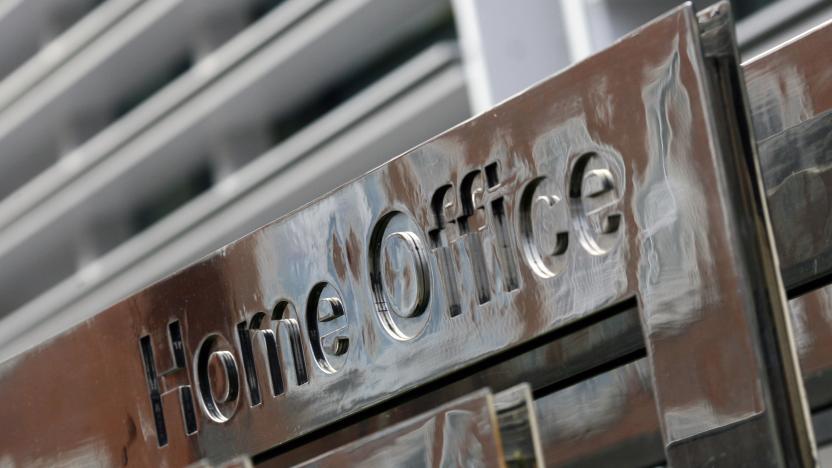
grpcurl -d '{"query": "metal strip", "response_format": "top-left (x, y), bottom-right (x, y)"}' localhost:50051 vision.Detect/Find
top-left (294, 388), bottom-right (508, 467)
top-left (0, 0), bottom-right (100, 81)
top-left (532, 17), bottom-right (832, 466)
top-left (295, 384), bottom-right (545, 467)
top-left (689, 4), bottom-right (812, 464)
top-left (0, 3), bottom-right (812, 466)
top-left (0, 0), bottom-right (143, 113)
top-left (259, 283), bottom-right (832, 466)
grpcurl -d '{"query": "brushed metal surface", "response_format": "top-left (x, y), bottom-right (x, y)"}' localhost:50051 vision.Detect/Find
top-left (0, 3), bottom-right (818, 467)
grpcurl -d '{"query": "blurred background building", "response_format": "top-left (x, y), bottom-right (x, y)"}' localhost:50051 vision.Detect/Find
top-left (0, 0), bottom-right (827, 364)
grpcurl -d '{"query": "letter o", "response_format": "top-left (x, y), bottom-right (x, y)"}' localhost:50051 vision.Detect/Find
top-left (194, 333), bottom-right (240, 423)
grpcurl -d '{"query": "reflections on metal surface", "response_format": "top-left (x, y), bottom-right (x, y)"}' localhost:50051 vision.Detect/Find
top-left (0, 3), bottom-right (827, 467)
top-left (533, 281), bottom-right (832, 467)
top-left (493, 384), bottom-right (544, 467)
top-left (272, 277), bottom-right (832, 466)
top-left (534, 56), bottom-right (832, 455)
top-left (294, 386), bottom-right (541, 468)
top-left (535, 360), bottom-right (662, 468)
top-left (256, 300), bottom-right (642, 466)
top-left (745, 17), bottom-right (832, 290)
top-left (189, 455), bottom-right (254, 468)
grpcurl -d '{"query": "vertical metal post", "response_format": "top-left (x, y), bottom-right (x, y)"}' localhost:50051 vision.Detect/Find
top-left (642, 3), bottom-right (816, 466)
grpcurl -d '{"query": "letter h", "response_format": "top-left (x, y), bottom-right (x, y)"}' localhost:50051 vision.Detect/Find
top-left (139, 321), bottom-right (198, 447)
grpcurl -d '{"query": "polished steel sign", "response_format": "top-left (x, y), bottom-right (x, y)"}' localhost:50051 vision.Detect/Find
top-left (140, 142), bottom-right (622, 441)
top-left (0, 4), bottom-right (815, 467)
top-left (531, 16), bottom-right (832, 467)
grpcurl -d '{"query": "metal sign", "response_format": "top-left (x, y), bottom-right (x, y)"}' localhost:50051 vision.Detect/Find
top-left (531, 15), bottom-right (832, 467)
top-left (0, 3), bottom-right (815, 466)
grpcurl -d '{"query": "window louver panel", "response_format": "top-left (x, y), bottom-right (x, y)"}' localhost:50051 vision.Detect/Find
top-left (0, 0), bottom-right (464, 358)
